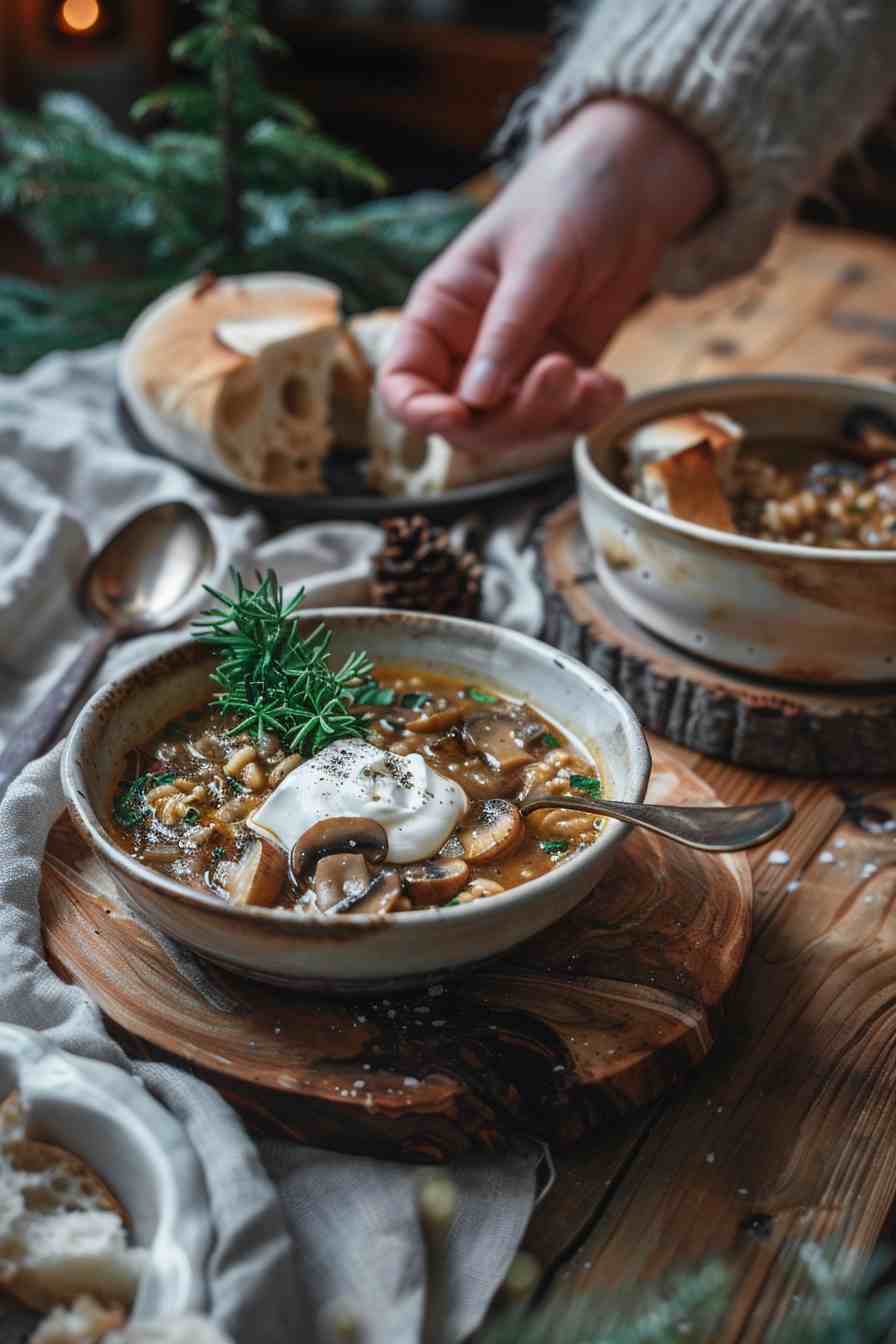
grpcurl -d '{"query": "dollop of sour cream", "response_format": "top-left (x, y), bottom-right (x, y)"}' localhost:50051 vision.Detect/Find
top-left (248, 738), bottom-right (468, 864)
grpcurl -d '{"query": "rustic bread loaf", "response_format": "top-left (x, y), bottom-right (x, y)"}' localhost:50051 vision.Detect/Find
top-left (122, 274), bottom-right (341, 495)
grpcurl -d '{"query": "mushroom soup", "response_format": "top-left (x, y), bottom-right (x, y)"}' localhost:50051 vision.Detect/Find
top-left (109, 665), bottom-right (604, 914)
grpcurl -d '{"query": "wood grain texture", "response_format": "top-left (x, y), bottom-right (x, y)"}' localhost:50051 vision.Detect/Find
top-left (540, 501), bottom-right (896, 776)
top-left (604, 222), bottom-right (896, 391)
top-left (38, 746), bottom-right (751, 1162)
top-left (545, 792), bottom-right (896, 1343)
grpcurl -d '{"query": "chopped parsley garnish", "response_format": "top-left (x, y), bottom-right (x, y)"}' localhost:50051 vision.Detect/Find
top-left (353, 680), bottom-right (395, 706)
top-left (540, 839), bottom-right (569, 854)
top-left (212, 847), bottom-right (227, 863)
top-left (182, 808), bottom-right (200, 825)
top-left (226, 776), bottom-right (246, 794)
top-left (112, 771), bottom-right (175, 828)
top-left (400, 692), bottom-right (430, 710)
top-left (569, 773), bottom-right (602, 799)
top-left (542, 733), bottom-right (561, 749)
top-left (466, 687), bottom-right (497, 704)
top-left (446, 897), bottom-right (461, 907)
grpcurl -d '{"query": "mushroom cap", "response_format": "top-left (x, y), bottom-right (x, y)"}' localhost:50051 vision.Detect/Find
top-left (458, 798), bottom-right (525, 864)
top-left (330, 867), bottom-right (404, 916)
top-left (225, 837), bottom-right (288, 908)
top-left (401, 857), bottom-right (470, 908)
top-left (461, 711), bottom-right (543, 774)
top-left (290, 816), bottom-right (389, 885)
top-left (312, 853), bottom-right (370, 912)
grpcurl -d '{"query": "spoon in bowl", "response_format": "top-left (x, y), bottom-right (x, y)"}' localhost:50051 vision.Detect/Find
top-left (0, 502), bottom-right (215, 802)
top-left (520, 795), bottom-right (793, 852)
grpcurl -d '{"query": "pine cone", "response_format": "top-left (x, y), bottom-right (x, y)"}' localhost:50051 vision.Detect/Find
top-left (371, 515), bottom-right (482, 618)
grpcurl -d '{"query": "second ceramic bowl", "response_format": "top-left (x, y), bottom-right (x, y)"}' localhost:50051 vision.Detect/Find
top-left (575, 375), bottom-right (896, 684)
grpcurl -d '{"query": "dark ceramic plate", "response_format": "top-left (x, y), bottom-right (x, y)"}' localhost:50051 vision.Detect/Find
top-left (117, 398), bottom-right (573, 523)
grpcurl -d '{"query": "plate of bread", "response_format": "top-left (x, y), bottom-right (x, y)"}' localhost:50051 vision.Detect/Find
top-left (118, 273), bottom-right (573, 519)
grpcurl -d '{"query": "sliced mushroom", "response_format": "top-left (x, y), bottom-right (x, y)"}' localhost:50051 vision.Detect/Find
top-left (402, 857), bottom-right (469, 908)
top-left (290, 817), bottom-right (389, 885)
top-left (313, 853), bottom-right (371, 912)
top-left (461, 711), bottom-right (545, 775)
top-left (330, 867), bottom-right (404, 916)
top-left (458, 799), bottom-right (525, 864)
top-left (842, 406), bottom-right (896, 462)
top-left (225, 836), bottom-right (288, 908)
top-left (407, 705), bottom-right (465, 734)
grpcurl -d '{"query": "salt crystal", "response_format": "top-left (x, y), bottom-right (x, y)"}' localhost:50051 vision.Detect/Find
top-left (553, 1065), bottom-right (565, 1072)
top-left (785, 879), bottom-right (801, 892)
top-left (861, 862), bottom-right (879, 878)
top-left (819, 851), bottom-right (835, 864)
top-left (737, 1188), bottom-right (748, 1196)
top-left (403, 1076), bottom-right (420, 1087)
top-left (768, 850), bottom-right (790, 865)
top-left (705, 1153), bottom-right (715, 1164)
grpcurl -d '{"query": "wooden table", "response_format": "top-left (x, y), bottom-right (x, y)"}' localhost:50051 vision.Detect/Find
top-left (518, 222), bottom-right (896, 1340)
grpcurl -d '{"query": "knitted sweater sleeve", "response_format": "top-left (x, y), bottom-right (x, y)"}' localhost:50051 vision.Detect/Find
top-left (501, 0), bottom-right (896, 294)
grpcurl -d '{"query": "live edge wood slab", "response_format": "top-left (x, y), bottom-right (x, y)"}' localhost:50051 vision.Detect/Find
top-left (39, 744), bottom-right (750, 1162)
top-left (539, 500), bottom-right (896, 777)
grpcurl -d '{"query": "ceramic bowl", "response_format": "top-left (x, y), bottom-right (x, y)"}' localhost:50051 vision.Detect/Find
top-left (575, 375), bottom-right (896, 684)
top-left (62, 610), bottom-right (651, 992)
top-left (0, 1024), bottom-right (211, 1318)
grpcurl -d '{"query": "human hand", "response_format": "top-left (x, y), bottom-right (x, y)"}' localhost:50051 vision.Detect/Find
top-left (378, 99), bottom-right (719, 451)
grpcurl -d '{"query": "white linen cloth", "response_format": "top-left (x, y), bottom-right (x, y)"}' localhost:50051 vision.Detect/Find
top-left (0, 346), bottom-right (552, 1343)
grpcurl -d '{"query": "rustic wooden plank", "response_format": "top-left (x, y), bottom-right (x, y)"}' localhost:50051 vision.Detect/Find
top-left (605, 223), bottom-right (896, 390)
top-left (546, 794), bottom-right (896, 1341)
top-left (522, 763), bottom-right (843, 1277)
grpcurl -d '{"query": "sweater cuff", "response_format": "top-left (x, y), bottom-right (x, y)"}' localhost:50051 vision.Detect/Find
top-left (503, 0), bottom-right (896, 295)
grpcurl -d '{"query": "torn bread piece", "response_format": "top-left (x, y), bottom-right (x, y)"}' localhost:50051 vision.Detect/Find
top-left (121, 273), bottom-right (341, 495)
top-left (624, 410), bottom-right (743, 489)
top-left (0, 1137), bottom-right (144, 1313)
top-left (641, 438), bottom-right (736, 533)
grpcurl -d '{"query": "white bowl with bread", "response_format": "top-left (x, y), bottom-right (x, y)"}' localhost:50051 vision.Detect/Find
top-left (118, 272), bottom-right (573, 517)
top-left (0, 1025), bottom-right (213, 1336)
top-left (575, 375), bottom-right (896, 685)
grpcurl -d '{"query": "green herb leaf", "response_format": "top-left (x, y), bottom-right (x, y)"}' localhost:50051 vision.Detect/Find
top-left (112, 770), bottom-right (176, 828)
top-left (446, 897), bottom-right (461, 907)
top-left (192, 569), bottom-right (373, 757)
top-left (569, 773), bottom-right (602, 799)
top-left (353, 680), bottom-right (395, 706)
top-left (542, 733), bottom-right (561, 749)
top-left (226, 776), bottom-right (246, 794)
top-left (182, 808), bottom-right (200, 825)
top-left (540, 839), bottom-right (569, 854)
top-left (466, 687), bottom-right (497, 704)
top-left (212, 846), bottom-right (226, 863)
top-left (400, 692), bottom-right (430, 709)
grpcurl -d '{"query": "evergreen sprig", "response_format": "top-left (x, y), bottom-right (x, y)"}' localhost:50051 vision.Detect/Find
top-left (0, 0), bottom-right (477, 373)
top-left (192, 569), bottom-right (373, 756)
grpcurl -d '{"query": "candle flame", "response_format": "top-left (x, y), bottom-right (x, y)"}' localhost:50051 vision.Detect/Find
top-left (57, 0), bottom-right (102, 35)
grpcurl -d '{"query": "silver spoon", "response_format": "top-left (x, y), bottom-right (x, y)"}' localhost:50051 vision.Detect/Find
top-left (520, 795), bottom-right (793, 852)
top-left (0, 502), bottom-right (215, 802)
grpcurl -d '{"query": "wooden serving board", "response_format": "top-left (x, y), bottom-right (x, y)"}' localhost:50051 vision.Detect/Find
top-left (540, 500), bottom-right (896, 777)
top-left (39, 745), bottom-right (751, 1162)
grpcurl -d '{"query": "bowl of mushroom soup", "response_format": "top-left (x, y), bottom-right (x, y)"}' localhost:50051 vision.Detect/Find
top-left (62, 606), bottom-right (650, 992)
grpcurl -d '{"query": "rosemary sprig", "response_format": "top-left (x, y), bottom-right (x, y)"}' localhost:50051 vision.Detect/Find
top-left (192, 569), bottom-right (373, 756)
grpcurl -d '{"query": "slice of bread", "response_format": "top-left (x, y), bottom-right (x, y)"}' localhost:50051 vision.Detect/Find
top-left (212, 321), bottom-right (340, 494)
top-left (30, 1294), bottom-right (126, 1343)
top-left (125, 273), bottom-right (342, 496)
top-left (0, 1137), bottom-right (144, 1313)
top-left (623, 410), bottom-right (743, 489)
top-left (641, 438), bottom-right (736, 532)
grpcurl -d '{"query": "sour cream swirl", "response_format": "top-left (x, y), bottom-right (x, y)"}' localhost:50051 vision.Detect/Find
top-left (248, 738), bottom-right (468, 864)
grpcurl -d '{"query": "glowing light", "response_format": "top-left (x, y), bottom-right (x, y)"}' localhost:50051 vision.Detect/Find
top-left (57, 0), bottom-right (102, 35)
